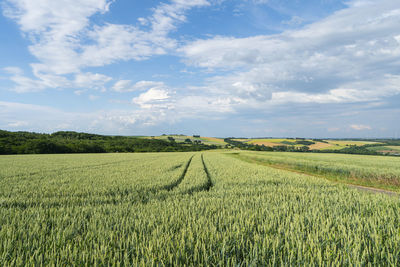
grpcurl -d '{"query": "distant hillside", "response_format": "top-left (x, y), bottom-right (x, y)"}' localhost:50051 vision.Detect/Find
top-left (0, 130), bottom-right (218, 154)
top-left (235, 138), bottom-right (383, 150)
top-left (227, 138), bottom-right (400, 156)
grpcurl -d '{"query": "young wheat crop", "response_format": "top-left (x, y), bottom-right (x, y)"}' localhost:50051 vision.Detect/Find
top-left (0, 152), bottom-right (399, 265)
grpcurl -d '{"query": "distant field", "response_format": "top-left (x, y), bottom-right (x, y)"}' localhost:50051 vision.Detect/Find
top-left (244, 139), bottom-right (284, 147)
top-left (1, 152), bottom-right (400, 265)
top-left (386, 146), bottom-right (400, 151)
top-left (367, 145), bottom-right (400, 154)
top-left (238, 138), bottom-right (305, 147)
top-left (308, 142), bottom-right (333, 150)
top-left (245, 138), bottom-right (288, 145)
top-left (233, 138), bottom-right (383, 151)
top-left (321, 140), bottom-right (382, 150)
top-left (238, 138), bottom-right (328, 150)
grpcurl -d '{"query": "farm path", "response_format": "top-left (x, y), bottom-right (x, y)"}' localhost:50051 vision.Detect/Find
top-left (348, 184), bottom-right (398, 196)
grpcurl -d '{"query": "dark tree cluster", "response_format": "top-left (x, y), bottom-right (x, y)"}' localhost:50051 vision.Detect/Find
top-left (0, 130), bottom-right (217, 155)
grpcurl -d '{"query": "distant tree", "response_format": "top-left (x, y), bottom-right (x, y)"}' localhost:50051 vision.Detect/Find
top-left (298, 146), bottom-right (310, 152)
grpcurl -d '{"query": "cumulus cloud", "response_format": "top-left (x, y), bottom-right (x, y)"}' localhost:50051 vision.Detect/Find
top-left (179, 0), bottom-right (400, 105)
top-left (2, 67), bottom-right (112, 92)
top-left (132, 88), bottom-right (171, 108)
top-left (2, 0), bottom-right (209, 92)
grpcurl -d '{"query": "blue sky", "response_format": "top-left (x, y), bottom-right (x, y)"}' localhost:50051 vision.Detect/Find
top-left (0, 0), bottom-right (399, 138)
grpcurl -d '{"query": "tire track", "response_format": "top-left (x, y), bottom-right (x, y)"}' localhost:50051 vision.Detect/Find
top-left (185, 154), bottom-right (214, 194)
top-left (161, 155), bottom-right (194, 191)
top-left (201, 154), bottom-right (214, 191)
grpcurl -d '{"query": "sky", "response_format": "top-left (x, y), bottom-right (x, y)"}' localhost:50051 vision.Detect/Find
top-left (0, 0), bottom-right (400, 138)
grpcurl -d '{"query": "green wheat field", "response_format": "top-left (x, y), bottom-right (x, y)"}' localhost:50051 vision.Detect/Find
top-left (1, 151), bottom-right (400, 265)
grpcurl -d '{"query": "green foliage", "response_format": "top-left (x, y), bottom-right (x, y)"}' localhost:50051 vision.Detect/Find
top-left (280, 140), bottom-right (296, 145)
top-left (0, 130), bottom-right (217, 154)
top-left (313, 139), bottom-right (329, 143)
top-left (295, 140), bottom-right (315, 145)
top-left (1, 152), bottom-right (400, 265)
top-left (320, 145), bottom-right (379, 155)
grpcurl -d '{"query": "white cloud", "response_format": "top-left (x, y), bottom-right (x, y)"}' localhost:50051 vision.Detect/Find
top-left (350, 124), bottom-right (372, 130)
top-left (179, 0), bottom-right (400, 105)
top-left (79, 0), bottom-right (209, 67)
top-left (3, 67), bottom-right (23, 75)
top-left (3, 67), bottom-right (51, 92)
top-left (0, 100), bottom-right (171, 133)
top-left (3, 0), bottom-right (209, 91)
top-left (3, 0), bottom-right (111, 74)
top-left (132, 88), bottom-right (171, 108)
top-left (7, 121), bottom-right (28, 127)
top-left (269, 74), bottom-right (400, 105)
top-left (2, 67), bottom-right (112, 93)
top-left (112, 80), bottom-right (165, 92)
top-left (74, 72), bottom-right (112, 91)
top-left (2, 0), bottom-right (111, 33)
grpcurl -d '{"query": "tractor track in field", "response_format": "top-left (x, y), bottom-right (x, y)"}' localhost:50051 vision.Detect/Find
top-left (231, 153), bottom-right (398, 197)
top-left (201, 154), bottom-right (214, 191)
top-left (161, 155), bottom-right (194, 191)
top-left (2, 155), bottom-right (204, 210)
top-left (185, 154), bottom-right (214, 194)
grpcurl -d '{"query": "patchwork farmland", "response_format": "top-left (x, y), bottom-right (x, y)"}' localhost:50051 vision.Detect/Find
top-left (234, 138), bottom-right (383, 150)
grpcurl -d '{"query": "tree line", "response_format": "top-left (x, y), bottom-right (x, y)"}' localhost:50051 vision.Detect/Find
top-left (0, 130), bottom-right (217, 154)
